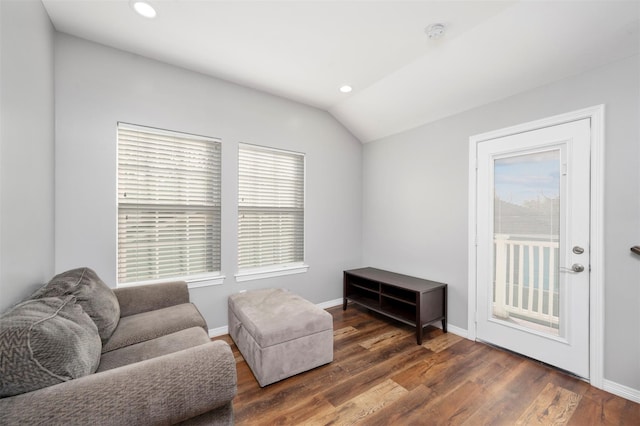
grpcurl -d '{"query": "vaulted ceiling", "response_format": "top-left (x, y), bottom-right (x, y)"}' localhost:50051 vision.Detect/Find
top-left (42, 0), bottom-right (640, 143)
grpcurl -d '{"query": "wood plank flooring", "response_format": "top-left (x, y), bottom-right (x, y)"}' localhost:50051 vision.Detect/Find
top-left (213, 304), bottom-right (639, 425)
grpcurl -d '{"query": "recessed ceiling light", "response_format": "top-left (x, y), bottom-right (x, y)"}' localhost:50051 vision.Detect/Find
top-left (339, 85), bottom-right (353, 93)
top-left (131, 1), bottom-right (157, 19)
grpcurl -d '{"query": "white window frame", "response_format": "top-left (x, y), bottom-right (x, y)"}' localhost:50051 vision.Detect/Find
top-left (117, 122), bottom-right (224, 288)
top-left (235, 143), bottom-right (308, 282)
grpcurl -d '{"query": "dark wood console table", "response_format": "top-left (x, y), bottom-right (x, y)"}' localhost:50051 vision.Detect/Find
top-left (343, 267), bottom-right (447, 345)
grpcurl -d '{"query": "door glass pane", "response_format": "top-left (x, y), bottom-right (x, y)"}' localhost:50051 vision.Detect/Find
top-left (493, 150), bottom-right (560, 336)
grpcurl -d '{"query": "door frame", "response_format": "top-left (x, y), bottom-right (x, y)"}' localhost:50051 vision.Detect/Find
top-left (467, 105), bottom-right (605, 388)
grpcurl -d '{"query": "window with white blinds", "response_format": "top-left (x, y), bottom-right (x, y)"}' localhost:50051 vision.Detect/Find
top-left (117, 123), bottom-right (221, 284)
top-left (238, 144), bottom-right (305, 272)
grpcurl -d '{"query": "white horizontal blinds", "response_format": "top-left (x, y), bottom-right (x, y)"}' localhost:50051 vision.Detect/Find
top-left (117, 123), bottom-right (221, 283)
top-left (238, 144), bottom-right (304, 270)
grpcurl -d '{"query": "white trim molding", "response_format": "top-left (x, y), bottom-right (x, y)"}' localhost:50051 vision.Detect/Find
top-left (430, 321), bottom-right (469, 339)
top-left (603, 380), bottom-right (640, 404)
top-left (467, 105), bottom-right (605, 388)
top-left (316, 298), bottom-right (343, 310)
top-left (445, 324), bottom-right (468, 339)
top-left (117, 273), bottom-right (225, 289)
top-left (208, 325), bottom-right (228, 338)
top-left (235, 264), bottom-right (309, 283)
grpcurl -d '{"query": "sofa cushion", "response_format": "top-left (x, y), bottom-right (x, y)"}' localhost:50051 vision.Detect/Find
top-left (97, 327), bottom-right (211, 372)
top-left (102, 303), bottom-right (207, 353)
top-left (32, 267), bottom-right (120, 343)
top-left (0, 296), bottom-right (102, 397)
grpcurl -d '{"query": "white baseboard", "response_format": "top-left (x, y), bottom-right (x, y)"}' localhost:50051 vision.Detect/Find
top-left (603, 379), bottom-right (640, 403)
top-left (429, 321), bottom-right (468, 339)
top-left (445, 324), bottom-right (469, 339)
top-left (316, 298), bottom-right (343, 309)
top-left (208, 326), bottom-right (228, 338)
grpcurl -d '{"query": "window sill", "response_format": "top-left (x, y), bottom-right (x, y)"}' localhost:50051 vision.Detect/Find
top-left (187, 274), bottom-right (226, 289)
top-left (235, 264), bottom-right (309, 283)
top-left (118, 273), bottom-right (226, 289)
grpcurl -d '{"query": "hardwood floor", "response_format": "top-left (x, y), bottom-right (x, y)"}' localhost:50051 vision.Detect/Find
top-left (213, 304), bottom-right (639, 425)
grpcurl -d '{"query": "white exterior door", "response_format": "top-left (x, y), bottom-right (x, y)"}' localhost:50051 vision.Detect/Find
top-left (475, 118), bottom-right (590, 378)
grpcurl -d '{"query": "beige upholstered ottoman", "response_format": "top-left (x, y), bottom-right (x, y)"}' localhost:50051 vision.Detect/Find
top-left (228, 288), bottom-right (333, 387)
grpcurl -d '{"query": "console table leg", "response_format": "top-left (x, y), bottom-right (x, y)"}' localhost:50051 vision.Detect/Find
top-left (343, 298), bottom-right (347, 311)
top-left (417, 325), bottom-right (423, 345)
top-left (442, 286), bottom-right (448, 333)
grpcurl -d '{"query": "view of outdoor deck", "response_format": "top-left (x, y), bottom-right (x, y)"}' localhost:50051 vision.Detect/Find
top-left (492, 149), bottom-right (561, 336)
top-left (493, 234), bottom-right (560, 336)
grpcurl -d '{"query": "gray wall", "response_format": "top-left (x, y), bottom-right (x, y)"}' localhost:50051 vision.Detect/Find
top-left (362, 54), bottom-right (640, 390)
top-left (54, 34), bottom-right (362, 329)
top-left (0, 0), bottom-right (55, 312)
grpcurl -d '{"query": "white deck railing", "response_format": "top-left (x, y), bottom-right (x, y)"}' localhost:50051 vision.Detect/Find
top-left (493, 234), bottom-right (559, 327)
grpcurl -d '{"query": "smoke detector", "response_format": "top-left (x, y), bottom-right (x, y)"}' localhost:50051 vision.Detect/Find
top-left (425, 23), bottom-right (446, 39)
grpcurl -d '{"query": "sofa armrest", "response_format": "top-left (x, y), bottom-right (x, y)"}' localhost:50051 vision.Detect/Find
top-left (0, 340), bottom-right (237, 425)
top-left (114, 281), bottom-right (190, 317)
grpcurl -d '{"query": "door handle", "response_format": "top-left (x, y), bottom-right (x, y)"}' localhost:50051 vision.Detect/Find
top-left (560, 264), bottom-right (585, 273)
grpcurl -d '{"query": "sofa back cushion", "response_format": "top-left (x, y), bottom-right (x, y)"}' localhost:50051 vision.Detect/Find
top-left (32, 267), bottom-right (120, 343)
top-left (0, 296), bottom-right (102, 397)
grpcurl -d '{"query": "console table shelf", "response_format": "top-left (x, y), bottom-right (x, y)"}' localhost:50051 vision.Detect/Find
top-left (343, 267), bottom-right (447, 345)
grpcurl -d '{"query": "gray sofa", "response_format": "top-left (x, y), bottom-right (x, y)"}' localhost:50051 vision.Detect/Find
top-left (0, 268), bottom-right (237, 425)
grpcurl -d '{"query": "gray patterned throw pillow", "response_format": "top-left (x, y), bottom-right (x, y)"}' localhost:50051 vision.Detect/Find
top-left (0, 296), bottom-right (102, 397)
top-left (32, 267), bottom-right (120, 343)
